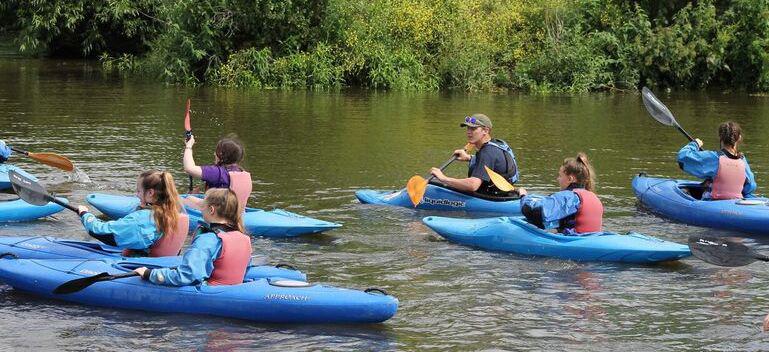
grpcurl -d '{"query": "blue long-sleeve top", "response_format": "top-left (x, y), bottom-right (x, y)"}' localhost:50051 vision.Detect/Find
top-left (520, 185), bottom-right (582, 234)
top-left (676, 141), bottom-right (756, 198)
top-left (144, 224), bottom-right (232, 287)
top-left (80, 209), bottom-right (162, 249)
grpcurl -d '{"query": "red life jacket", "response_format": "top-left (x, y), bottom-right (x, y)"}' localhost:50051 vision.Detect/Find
top-left (207, 230), bottom-right (252, 286)
top-left (122, 213), bottom-right (189, 257)
top-left (572, 189), bottom-right (603, 233)
top-left (711, 155), bottom-right (746, 200)
top-left (228, 171), bottom-right (252, 212)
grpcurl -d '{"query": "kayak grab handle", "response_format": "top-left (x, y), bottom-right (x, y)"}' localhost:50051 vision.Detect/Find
top-left (0, 252), bottom-right (18, 259)
top-left (364, 288), bottom-right (389, 296)
top-left (275, 263), bottom-right (297, 271)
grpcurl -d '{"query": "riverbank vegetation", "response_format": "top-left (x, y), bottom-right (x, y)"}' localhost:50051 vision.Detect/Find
top-left (2, 0), bottom-right (768, 92)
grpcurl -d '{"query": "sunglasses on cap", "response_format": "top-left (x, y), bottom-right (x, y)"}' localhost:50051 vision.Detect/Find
top-left (464, 116), bottom-right (477, 124)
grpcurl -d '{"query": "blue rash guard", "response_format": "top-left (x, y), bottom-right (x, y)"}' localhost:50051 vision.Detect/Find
top-left (676, 141), bottom-right (756, 199)
top-left (520, 184), bottom-right (583, 235)
top-left (80, 209), bottom-right (162, 249)
top-left (143, 224), bottom-right (234, 287)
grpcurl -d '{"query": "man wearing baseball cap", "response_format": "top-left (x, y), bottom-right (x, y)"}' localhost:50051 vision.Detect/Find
top-left (430, 113), bottom-right (519, 196)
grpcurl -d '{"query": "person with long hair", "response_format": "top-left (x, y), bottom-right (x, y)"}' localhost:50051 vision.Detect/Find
top-left (517, 153), bottom-right (603, 235)
top-left (77, 171), bottom-right (187, 256)
top-left (134, 188), bottom-right (252, 286)
top-left (677, 121), bottom-right (756, 200)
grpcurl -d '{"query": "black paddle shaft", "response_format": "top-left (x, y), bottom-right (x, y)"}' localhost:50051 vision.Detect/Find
top-left (424, 155), bottom-right (459, 182)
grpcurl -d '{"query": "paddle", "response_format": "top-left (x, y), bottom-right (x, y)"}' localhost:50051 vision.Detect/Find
top-left (406, 143), bottom-right (474, 206)
top-left (641, 87), bottom-right (701, 150)
top-left (9, 147), bottom-right (74, 172)
top-left (53, 271), bottom-right (139, 294)
top-left (687, 236), bottom-right (769, 267)
top-left (184, 98), bottom-right (193, 193)
top-left (8, 169), bottom-right (78, 212)
top-left (484, 165), bottom-right (515, 192)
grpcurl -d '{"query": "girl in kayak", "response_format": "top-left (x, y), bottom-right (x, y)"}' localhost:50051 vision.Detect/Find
top-left (183, 134), bottom-right (252, 210)
top-left (76, 171), bottom-right (188, 256)
top-left (677, 121), bottom-right (756, 200)
top-left (133, 188), bottom-right (252, 286)
top-left (517, 153), bottom-right (603, 235)
top-left (0, 140), bottom-right (10, 163)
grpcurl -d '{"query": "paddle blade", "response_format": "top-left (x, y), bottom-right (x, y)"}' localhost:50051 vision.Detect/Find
top-left (26, 152), bottom-right (74, 172)
top-left (464, 143), bottom-right (475, 153)
top-left (8, 170), bottom-right (52, 206)
top-left (484, 165), bottom-right (514, 192)
top-left (53, 271), bottom-right (139, 295)
top-left (53, 272), bottom-right (112, 294)
top-left (687, 236), bottom-right (763, 267)
top-left (406, 175), bottom-right (428, 207)
top-left (641, 87), bottom-right (677, 127)
top-left (184, 98), bottom-right (191, 132)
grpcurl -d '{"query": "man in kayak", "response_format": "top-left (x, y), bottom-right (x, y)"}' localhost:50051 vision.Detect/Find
top-left (677, 121), bottom-right (756, 200)
top-left (430, 113), bottom-right (519, 196)
top-left (0, 140), bottom-right (10, 163)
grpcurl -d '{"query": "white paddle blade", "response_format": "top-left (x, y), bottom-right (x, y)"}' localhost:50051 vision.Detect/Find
top-left (641, 87), bottom-right (677, 127)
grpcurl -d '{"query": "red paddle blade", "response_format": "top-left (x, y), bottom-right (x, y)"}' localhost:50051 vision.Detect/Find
top-left (184, 98), bottom-right (191, 132)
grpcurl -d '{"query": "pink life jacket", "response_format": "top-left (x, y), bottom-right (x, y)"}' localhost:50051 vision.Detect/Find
top-left (122, 213), bottom-right (189, 257)
top-left (228, 171), bottom-right (253, 212)
top-left (711, 155), bottom-right (746, 200)
top-left (207, 231), bottom-right (252, 286)
top-left (572, 189), bottom-right (604, 233)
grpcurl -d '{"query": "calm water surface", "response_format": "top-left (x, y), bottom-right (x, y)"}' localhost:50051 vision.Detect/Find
top-left (2, 59), bottom-right (769, 351)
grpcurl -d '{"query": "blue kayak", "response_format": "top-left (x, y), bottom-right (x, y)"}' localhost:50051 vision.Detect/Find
top-left (0, 164), bottom-right (37, 191)
top-left (0, 257), bottom-right (398, 324)
top-left (422, 216), bottom-right (691, 263)
top-left (632, 173), bottom-right (769, 235)
top-left (0, 236), bottom-right (307, 281)
top-left (356, 183), bottom-right (523, 214)
top-left (0, 196), bottom-right (66, 222)
top-left (86, 193), bottom-right (342, 237)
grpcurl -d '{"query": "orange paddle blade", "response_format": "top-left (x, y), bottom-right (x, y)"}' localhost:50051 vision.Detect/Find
top-left (26, 152), bottom-right (74, 172)
top-left (184, 98), bottom-right (191, 131)
top-left (406, 175), bottom-right (429, 207)
top-left (484, 165), bottom-right (514, 192)
top-left (464, 142), bottom-right (475, 153)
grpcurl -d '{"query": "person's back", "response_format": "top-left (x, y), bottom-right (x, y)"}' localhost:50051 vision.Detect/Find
top-left (676, 121), bottom-right (756, 200)
top-left (78, 171), bottom-right (186, 255)
top-left (133, 188), bottom-right (252, 287)
top-left (518, 153), bottom-right (603, 235)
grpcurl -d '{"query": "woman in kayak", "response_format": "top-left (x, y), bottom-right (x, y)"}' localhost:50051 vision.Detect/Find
top-left (0, 140), bottom-right (10, 163)
top-left (677, 121), bottom-right (756, 200)
top-left (133, 188), bottom-right (252, 286)
top-left (182, 134), bottom-right (252, 210)
top-left (430, 113), bottom-right (519, 196)
top-left (517, 153), bottom-right (603, 235)
top-left (76, 170), bottom-right (187, 256)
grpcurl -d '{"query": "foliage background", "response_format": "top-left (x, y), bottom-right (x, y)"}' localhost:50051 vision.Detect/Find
top-left (2, 0), bottom-right (768, 92)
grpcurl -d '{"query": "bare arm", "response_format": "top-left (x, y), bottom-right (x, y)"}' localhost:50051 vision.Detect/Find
top-left (183, 136), bottom-right (203, 178)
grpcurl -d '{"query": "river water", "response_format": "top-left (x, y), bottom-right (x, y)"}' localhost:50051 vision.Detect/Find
top-left (2, 58), bottom-right (769, 351)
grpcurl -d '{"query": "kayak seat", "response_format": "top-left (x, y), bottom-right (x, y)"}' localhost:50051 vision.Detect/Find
top-left (679, 183), bottom-right (705, 201)
top-left (429, 180), bottom-right (521, 202)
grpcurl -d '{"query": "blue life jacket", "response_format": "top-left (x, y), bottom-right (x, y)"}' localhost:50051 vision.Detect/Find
top-left (469, 139), bottom-right (519, 184)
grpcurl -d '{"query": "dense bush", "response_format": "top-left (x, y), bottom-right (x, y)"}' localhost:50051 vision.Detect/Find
top-left (2, 0), bottom-right (769, 92)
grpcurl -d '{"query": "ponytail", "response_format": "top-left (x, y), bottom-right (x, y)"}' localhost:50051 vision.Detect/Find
top-left (562, 152), bottom-right (596, 191)
top-left (138, 170), bottom-right (183, 238)
top-left (215, 134), bottom-right (245, 168)
top-left (718, 121), bottom-right (743, 157)
top-left (203, 188), bottom-right (246, 234)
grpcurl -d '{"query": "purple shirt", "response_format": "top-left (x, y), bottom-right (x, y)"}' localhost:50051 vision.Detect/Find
top-left (201, 164), bottom-right (242, 189)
